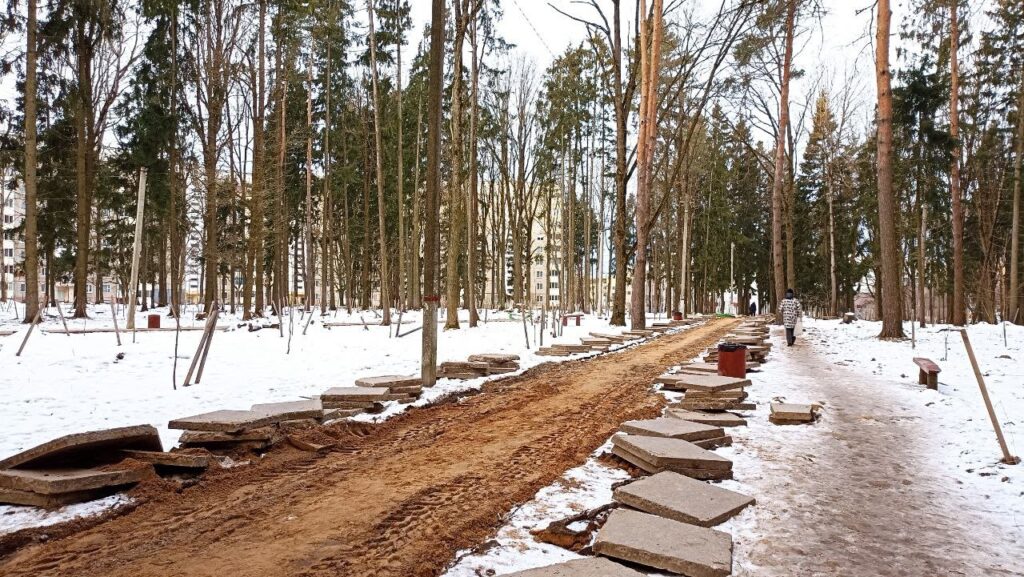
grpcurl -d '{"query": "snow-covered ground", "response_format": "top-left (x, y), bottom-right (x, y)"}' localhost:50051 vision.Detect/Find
top-left (0, 304), bottom-right (669, 535)
top-left (444, 317), bottom-right (1024, 576)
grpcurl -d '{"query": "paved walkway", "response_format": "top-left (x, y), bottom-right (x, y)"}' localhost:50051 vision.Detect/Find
top-left (724, 325), bottom-right (1024, 577)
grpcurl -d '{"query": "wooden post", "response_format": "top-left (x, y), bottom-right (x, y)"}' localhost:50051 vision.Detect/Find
top-left (15, 308), bottom-right (42, 356)
top-left (194, 305), bottom-right (219, 384)
top-left (183, 303), bottom-right (218, 386)
top-left (56, 302), bottom-right (70, 336)
top-left (126, 168), bottom-right (148, 330)
top-left (960, 329), bottom-right (1020, 465)
top-left (110, 300), bottom-right (122, 347)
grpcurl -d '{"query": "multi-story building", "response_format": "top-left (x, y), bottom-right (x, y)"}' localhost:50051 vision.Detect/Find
top-left (2, 186), bottom-right (26, 302)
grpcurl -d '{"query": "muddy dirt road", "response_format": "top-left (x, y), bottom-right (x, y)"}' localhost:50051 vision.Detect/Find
top-left (0, 319), bottom-right (735, 577)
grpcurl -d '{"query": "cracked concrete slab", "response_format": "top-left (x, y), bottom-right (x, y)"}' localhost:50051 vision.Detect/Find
top-left (594, 508), bottom-right (732, 577)
top-left (614, 471), bottom-right (755, 527)
top-left (665, 409), bottom-right (747, 427)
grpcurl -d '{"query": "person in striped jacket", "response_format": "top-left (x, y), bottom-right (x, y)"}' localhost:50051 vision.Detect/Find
top-left (780, 288), bottom-right (802, 346)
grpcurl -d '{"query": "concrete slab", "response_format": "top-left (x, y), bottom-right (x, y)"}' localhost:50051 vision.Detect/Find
top-left (168, 410), bottom-right (277, 433)
top-left (614, 471), bottom-right (754, 527)
top-left (322, 408), bottom-right (365, 420)
top-left (0, 467), bottom-right (148, 495)
top-left (655, 373), bottom-right (750, 392)
top-left (0, 486), bottom-right (117, 509)
top-left (677, 363), bottom-right (719, 374)
top-left (620, 419), bottom-right (724, 442)
top-left (611, 445), bottom-right (731, 480)
top-left (120, 450), bottom-right (210, 469)
top-left (594, 508), bottom-right (732, 577)
top-left (250, 399), bottom-right (324, 421)
top-left (178, 427), bottom-right (277, 444)
top-left (467, 353), bottom-right (521, 364)
top-left (612, 434), bottom-right (731, 473)
top-left (666, 409), bottom-right (747, 427)
top-left (501, 558), bottom-right (646, 577)
top-left (321, 387), bottom-right (391, 402)
top-left (691, 436), bottom-right (733, 450)
top-left (770, 403), bottom-right (817, 423)
top-left (0, 425), bottom-right (162, 470)
top-left (354, 375), bottom-right (423, 388)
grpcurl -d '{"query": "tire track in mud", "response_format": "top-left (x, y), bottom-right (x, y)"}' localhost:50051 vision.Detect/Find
top-left (0, 319), bottom-right (736, 577)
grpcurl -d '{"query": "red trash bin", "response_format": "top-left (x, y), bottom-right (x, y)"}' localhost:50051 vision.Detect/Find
top-left (147, 314), bottom-right (161, 329)
top-left (672, 311), bottom-right (683, 321)
top-left (717, 343), bottom-right (747, 378)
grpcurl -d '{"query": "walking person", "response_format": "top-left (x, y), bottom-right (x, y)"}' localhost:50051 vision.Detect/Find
top-left (780, 288), bottom-right (802, 346)
top-left (748, 301), bottom-right (757, 316)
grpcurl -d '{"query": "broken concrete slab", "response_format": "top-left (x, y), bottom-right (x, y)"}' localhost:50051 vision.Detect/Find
top-left (691, 436), bottom-right (733, 450)
top-left (178, 427), bottom-right (278, 444)
top-left (322, 408), bottom-right (365, 421)
top-left (0, 486), bottom-right (115, 509)
top-left (250, 399), bottom-right (324, 421)
top-left (770, 403), bottom-right (818, 424)
top-left (614, 471), bottom-right (755, 527)
top-left (354, 374), bottom-right (423, 388)
top-left (655, 373), bottom-right (750, 392)
top-left (467, 353), bottom-right (521, 364)
top-left (119, 450), bottom-right (210, 470)
top-left (321, 387), bottom-right (391, 402)
top-left (168, 410), bottom-right (277, 433)
top-left (594, 508), bottom-right (732, 577)
top-left (502, 557), bottom-right (646, 577)
top-left (611, 445), bottom-right (732, 480)
top-left (0, 425), bottom-right (162, 470)
top-left (322, 400), bottom-right (377, 410)
top-left (666, 409), bottom-right (747, 427)
top-left (619, 418), bottom-right (724, 443)
top-left (673, 399), bottom-right (756, 412)
top-left (677, 363), bottom-right (720, 374)
top-left (0, 467), bottom-right (148, 495)
top-left (612, 434), bottom-right (732, 475)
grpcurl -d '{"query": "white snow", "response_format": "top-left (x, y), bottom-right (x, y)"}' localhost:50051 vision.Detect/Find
top-left (0, 304), bottom-right (669, 535)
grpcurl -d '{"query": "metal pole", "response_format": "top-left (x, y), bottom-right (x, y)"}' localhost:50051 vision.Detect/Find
top-left (960, 329), bottom-right (1020, 465)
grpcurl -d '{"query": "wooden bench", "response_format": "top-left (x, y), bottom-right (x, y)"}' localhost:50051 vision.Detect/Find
top-left (560, 313), bottom-right (583, 327)
top-left (913, 357), bottom-right (941, 390)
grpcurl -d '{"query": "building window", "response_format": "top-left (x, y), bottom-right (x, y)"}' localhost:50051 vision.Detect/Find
top-left (3, 248), bottom-right (12, 257)
top-left (87, 284), bottom-right (93, 294)
top-left (536, 283), bottom-right (542, 290)
top-left (534, 256), bottom-right (543, 265)
top-left (549, 295), bottom-right (559, 302)
top-left (550, 282), bottom-right (559, 289)
top-left (3, 215), bottom-right (13, 224)
top-left (103, 283), bottom-right (111, 294)
top-left (19, 283), bottom-right (26, 292)
top-left (536, 271), bottom-right (542, 278)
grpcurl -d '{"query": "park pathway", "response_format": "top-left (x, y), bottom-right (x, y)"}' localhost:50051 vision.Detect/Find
top-left (729, 325), bottom-right (1024, 577)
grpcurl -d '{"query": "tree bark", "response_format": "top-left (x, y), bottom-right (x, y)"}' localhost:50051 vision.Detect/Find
top-left (770, 0), bottom-right (796, 322)
top-left (22, 0), bottom-right (39, 323)
top-left (1009, 80), bottom-right (1023, 323)
top-left (950, 0), bottom-right (965, 326)
top-left (875, 0), bottom-right (904, 338)
top-left (422, 0), bottom-right (445, 386)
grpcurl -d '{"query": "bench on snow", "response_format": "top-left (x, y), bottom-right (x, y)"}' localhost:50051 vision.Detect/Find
top-left (560, 313), bottom-right (583, 327)
top-left (912, 357), bottom-right (941, 390)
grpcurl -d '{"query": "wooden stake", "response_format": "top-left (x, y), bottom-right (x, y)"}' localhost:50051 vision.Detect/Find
top-left (56, 302), bottom-right (70, 336)
top-left (194, 305), bottom-right (219, 384)
top-left (15, 307), bottom-right (42, 356)
top-left (126, 168), bottom-right (148, 331)
top-left (960, 329), bottom-right (1020, 465)
top-left (183, 304), bottom-right (218, 386)
top-left (110, 300), bottom-right (122, 347)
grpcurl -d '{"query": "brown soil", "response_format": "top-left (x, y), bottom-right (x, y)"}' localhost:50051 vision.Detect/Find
top-left (0, 319), bottom-right (736, 577)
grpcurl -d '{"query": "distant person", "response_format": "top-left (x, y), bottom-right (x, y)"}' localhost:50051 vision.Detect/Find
top-left (780, 288), bottom-right (802, 346)
top-left (748, 301), bottom-right (757, 316)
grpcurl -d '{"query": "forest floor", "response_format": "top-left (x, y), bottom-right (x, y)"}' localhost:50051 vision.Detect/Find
top-left (0, 317), bottom-right (734, 577)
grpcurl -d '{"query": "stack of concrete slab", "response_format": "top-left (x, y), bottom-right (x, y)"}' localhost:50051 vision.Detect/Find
top-left (537, 341), bottom-right (597, 357)
top-left (703, 344), bottom-right (770, 364)
top-left (769, 403), bottom-right (819, 425)
top-left (594, 509), bottom-right (732, 577)
top-left (580, 337), bottom-right (613, 351)
top-left (589, 332), bottom-right (630, 344)
top-left (622, 329), bottom-right (654, 339)
top-left (610, 434), bottom-right (732, 480)
top-left (354, 374), bottom-right (425, 401)
top-left (613, 471), bottom-right (755, 527)
top-left (619, 418), bottom-right (731, 449)
top-left (436, 355), bottom-right (521, 378)
top-left (171, 398), bottom-right (350, 453)
top-left (0, 425), bottom-right (163, 508)
top-left (679, 361), bottom-right (760, 375)
top-left (654, 373), bottom-right (750, 393)
top-left (665, 408), bottom-right (747, 428)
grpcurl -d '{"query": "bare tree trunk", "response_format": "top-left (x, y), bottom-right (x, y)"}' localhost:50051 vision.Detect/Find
top-left (610, 0), bottom-right (628, 326)
top-left (918, 203), bottom-right (927, 328)
top-left (422, 0), bottom-right (445, 386)
top-left (22, 0), bottom-right (39, 323)
top-left (770, 0), bottom-right (796, 322)
top-left (1009, 80), bottom-right (1023, 323)
top-left (303, 62), bottom-right (315, 312)
top-left (466, 15), bottom-right (480, 327)
top-left (411, 101), bottom-right (423, 309)
top-left (367, 0), bottom-right (391, 325)
top-left (397, 29), bottom-right (406, 313)
top-left (250, 0), bottom-right (266, 318)
top-left (630, 0), bottom-right (664, 330)
top-left (875, 0), bottom-right (904, 338)
top-left (950, 0), bottom-right (965, 326)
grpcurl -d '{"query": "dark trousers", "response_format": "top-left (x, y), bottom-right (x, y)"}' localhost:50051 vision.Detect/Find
top-left (785, 327), bottom-right (796, 346)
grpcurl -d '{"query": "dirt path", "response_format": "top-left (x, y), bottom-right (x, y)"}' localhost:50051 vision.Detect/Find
top-left (0, 319), bottom-right (736, 577)
top-left (731, 325), bottom-right (1024, 577)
